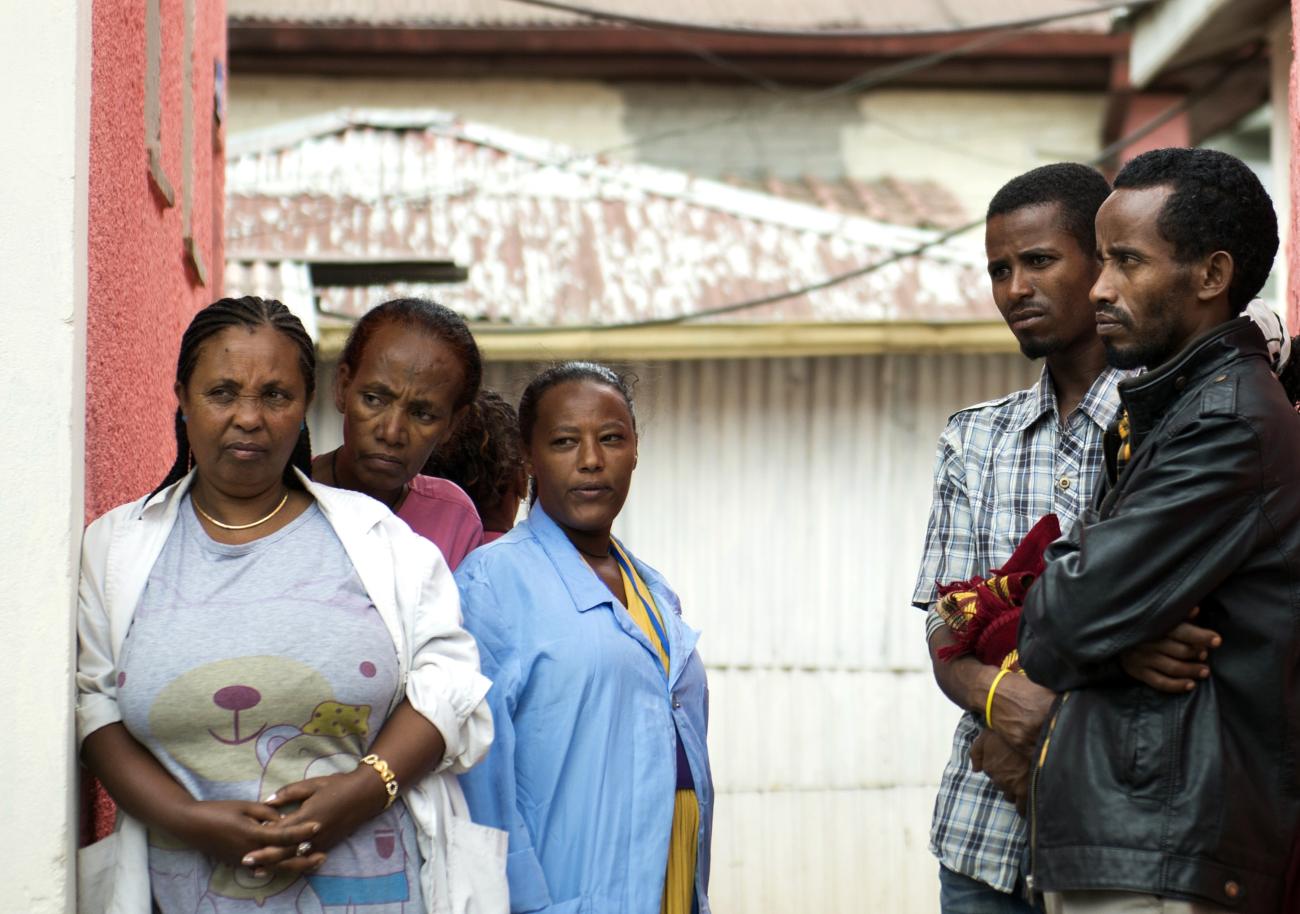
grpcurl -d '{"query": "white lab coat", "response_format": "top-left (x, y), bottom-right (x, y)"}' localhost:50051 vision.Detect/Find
top-left (76, 468), bottom-right (507, 914)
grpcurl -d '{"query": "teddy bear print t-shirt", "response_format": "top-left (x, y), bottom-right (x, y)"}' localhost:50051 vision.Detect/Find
top-left (117, 496), bottom-right (427, 914)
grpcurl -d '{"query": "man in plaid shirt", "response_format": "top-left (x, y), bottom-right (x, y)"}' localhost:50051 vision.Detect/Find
top-left (914, 164), bottom-right (1124, 912)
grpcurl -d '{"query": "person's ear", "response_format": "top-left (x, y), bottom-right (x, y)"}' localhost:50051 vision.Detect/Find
top-left (174, 380), bottom-right (187, 418)
top-left (334, 363), bottom-right (352, 414)
top-left (1198, 250), bottom-right (1234, 304)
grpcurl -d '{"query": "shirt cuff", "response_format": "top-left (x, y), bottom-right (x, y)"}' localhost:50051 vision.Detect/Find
top-left (924, 604), bottom-right (946, 640)
top-left (76, 693), bottom-right (123, 751)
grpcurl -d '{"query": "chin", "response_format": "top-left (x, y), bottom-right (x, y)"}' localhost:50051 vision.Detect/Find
top-left (1017, 337), bottom-right (1058, 360)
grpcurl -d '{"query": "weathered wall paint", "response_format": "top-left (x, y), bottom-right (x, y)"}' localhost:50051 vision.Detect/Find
top-left (0, 0), bottom-right (89, 908)
top-left (226, 76), bottom-right (1108, 223)
top-left (86, 0), bottom-right (227, 523)
top-left (82, 0), bottom-right (227, 845)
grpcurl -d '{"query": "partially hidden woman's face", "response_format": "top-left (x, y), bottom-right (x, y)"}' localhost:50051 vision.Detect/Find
top-left (335, 321), bottom-right (467, 494)
top-left (176, 324), bottom-right (310, 496)
top-left (528, 379), bottom-right (637, 535)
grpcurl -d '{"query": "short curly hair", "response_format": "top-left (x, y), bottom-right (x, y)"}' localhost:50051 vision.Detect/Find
top-left (1113, 147), bottom-right (1278, 313)
top-left (424, 389), bottom-right (523, 515)
top-left (986, 163), bottom-right (1112, 255)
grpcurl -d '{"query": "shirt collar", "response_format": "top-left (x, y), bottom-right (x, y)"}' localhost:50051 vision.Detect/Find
top-left (525, 501), bottom-right (618, 613)
top-left (1013, 364), bottom-right (1126, 434)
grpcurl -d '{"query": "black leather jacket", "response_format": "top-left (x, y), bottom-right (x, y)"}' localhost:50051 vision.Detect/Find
top-left (1018, 318), bottom-right (1300, 913)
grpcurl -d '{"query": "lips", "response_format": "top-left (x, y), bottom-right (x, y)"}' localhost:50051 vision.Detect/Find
top-left (570, 484), bottom-right (613, 500)
top-left (1006, 308), bottom-right (1045, 331)
top-left (224, 441), bottom-right (267, 459)
top-left (360, 452), bottom-right (404, 472)
top-left (1095, 310), bottom-right (1128, 333)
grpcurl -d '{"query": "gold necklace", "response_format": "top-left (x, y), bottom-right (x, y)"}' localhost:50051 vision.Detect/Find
top-left (193, 490), bottom-right (290, 531)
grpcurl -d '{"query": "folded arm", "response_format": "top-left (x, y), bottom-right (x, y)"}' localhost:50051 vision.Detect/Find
top-left (1019, 413), bottom-right (1261, 690)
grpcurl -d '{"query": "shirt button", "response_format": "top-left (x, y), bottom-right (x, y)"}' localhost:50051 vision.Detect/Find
top-left (1058, 477), bottom-right (1071, 491)
top-left (672, 696), bottom-right (682, 710)
top-left (1224, 880), bottom-right (1241, 899)
top-left (1175, 376), bottom-right (1188, 391)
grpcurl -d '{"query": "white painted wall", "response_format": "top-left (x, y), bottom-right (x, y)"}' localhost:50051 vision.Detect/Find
top-left (228, 75), bottom-right (632, 151)
top-left (0, 0), bottom-right (89, 910)
top-left (845, 90), bottom-right (1108, 223)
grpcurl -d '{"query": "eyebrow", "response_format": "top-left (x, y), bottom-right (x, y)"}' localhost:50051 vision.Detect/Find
top-left (207, 377), bottom-right (289, 389)
top-left (1102, 243), bottom-right (1145, 258)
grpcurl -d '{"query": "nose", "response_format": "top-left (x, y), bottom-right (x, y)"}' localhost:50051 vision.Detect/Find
top-left (374, 407), bottom-right (406, 446)
top-left (1090, 268), bottom-right (1116, 308)
top-left (232, 395), bottom-right (264, 431)
top-left (1009, 265), bottom-right (1033, 302)
top-left (213, 684), bottom-right (262, 712)
top-left (576, 435), bottom-right (604, 472)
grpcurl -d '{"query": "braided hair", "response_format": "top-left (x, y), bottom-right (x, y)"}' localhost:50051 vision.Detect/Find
top-left (152, 296), bottom-right (316, 497)
top-left (424, 389), bottom-right (524, 517)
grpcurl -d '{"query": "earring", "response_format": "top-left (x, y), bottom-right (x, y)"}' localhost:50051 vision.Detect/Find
top-left (181, 415), bottom-right (187, 424)
top-left (300, 421), bottom-right (306, 431)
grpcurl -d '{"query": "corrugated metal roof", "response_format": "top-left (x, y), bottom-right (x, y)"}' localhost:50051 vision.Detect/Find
top-left (225, 109), bottom-right (994, 329)
top-left (227, 0), bottom-right (1115, 33)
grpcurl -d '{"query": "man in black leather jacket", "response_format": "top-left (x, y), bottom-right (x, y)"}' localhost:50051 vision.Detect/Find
top-left (1018, 147), bottom-right (1299, 914)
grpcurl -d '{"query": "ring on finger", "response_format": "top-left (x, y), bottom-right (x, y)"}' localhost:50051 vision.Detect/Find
top-left (295, 841), bottom-right (313, 857)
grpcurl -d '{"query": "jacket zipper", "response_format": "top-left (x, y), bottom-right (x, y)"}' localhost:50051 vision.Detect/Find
top-left (1028, 692), bottom-right (1069, 896)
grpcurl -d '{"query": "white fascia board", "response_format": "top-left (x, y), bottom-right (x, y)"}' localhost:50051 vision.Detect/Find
top-left (1130, 0), bottom-right (1235, 87)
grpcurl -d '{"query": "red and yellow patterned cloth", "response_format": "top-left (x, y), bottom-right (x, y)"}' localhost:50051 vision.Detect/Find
top-left (935, 514), bottom-right (1061, 671)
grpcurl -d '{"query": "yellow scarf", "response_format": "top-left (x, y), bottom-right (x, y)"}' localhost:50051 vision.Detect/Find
top-left (610, 539), bottom-right (698, 914)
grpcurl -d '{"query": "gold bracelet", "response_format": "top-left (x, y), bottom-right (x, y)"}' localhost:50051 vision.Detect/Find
top-left (985, 668), bottom-right (1014, 732)
top-left (360, 753), bottom-right (400, 809)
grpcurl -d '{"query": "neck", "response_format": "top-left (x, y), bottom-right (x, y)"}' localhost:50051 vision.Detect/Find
top-left (329, 447), bottom-right (404, 509)
top-left (191, 473), bottom-right (287, 525)
top-left (560, 523), bottom-right (613, 560)
top-left (1045, 335), bottom-right (1110, 421)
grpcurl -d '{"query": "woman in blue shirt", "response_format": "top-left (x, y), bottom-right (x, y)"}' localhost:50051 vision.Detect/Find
top-left (456, 362), bottom-right (712, 914)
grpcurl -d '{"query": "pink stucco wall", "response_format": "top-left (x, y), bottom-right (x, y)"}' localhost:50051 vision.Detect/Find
top-left (83, 0), bottom-right (225, 841)
top-left (86, 0), bottom-right (226, 524)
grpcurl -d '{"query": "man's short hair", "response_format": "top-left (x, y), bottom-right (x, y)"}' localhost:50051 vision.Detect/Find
top-left (986, 163), bottom-right (1112, 256)
top-left (1113, 147), bottom-right (1278, 313)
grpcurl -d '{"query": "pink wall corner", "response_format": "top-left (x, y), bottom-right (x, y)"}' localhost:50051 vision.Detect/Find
top-left (1291, 0), bottom-right (1300, 332)
top-left (1117, 93), bottom-right (1193, 167)
top-left (85, 0), bottom-right (226, 524)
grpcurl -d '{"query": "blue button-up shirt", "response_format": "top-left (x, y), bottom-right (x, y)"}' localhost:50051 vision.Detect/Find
top-left (456, 504), bottom-right (713, 914)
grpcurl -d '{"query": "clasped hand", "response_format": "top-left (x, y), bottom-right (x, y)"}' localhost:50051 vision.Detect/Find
top-left (193, 767), bottom-right (390, 877)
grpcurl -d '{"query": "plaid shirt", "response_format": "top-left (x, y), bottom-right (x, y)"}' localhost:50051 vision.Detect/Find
top-left (912, 365), bottom-right (1126, 893)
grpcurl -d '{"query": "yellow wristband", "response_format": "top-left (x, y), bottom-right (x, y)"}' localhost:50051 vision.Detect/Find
top-left (360, 753), bottom-right (400, 809)
top-left (985, 668), bottom-right (1014, 731)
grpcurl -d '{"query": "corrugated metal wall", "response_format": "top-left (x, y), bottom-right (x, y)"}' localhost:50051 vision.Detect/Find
top-left (313, 351), bottom-right (1040, 913)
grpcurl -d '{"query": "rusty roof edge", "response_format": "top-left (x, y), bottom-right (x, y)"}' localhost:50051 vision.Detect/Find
top-left (227, 108), bottom-right (985, 266)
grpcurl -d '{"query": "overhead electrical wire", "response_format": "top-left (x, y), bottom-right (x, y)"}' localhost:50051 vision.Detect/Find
top-left (226, 26), bottom-right (1021, 243)
top-left (228, 0), bottom-right (1156, 243)
top-left (471, 48), bottom-right (1260, 335)
top-left (499, 0), bottom-right (1152, 40)
top-left (224, 0), bottom-right (1248, 335)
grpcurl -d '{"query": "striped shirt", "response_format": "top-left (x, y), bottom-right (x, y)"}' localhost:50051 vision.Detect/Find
top-left (912, 365), bottom-right (1126, 893)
